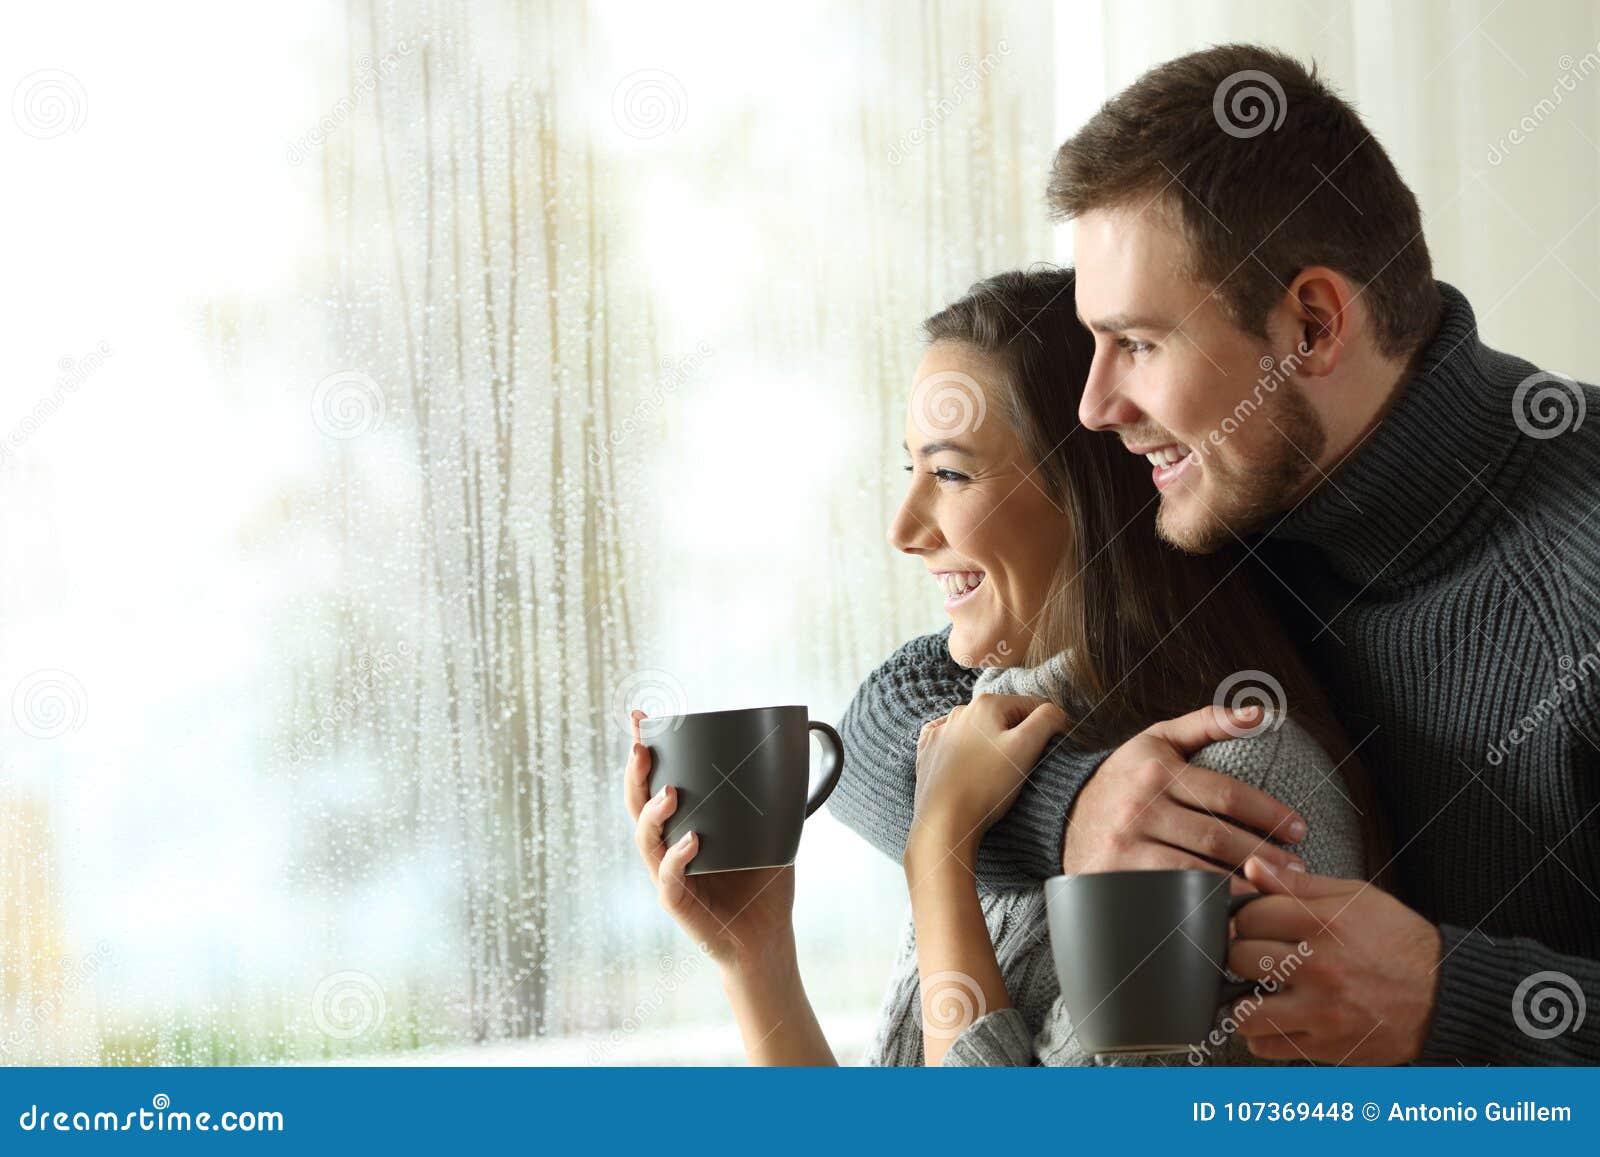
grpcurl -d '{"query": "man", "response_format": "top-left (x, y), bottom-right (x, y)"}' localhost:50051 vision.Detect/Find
top-left (831, 43), bottom-right (1599, 1064)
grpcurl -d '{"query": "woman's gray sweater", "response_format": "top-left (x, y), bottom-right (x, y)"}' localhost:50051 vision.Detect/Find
top-left (849, 654), bottom-right (1364, 1067)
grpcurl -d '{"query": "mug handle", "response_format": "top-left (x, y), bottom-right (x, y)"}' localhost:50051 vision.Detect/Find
top-left (1217, 892), bottom-right (1268, 1007)
top-left (803, 721), bottom-right (845, 818)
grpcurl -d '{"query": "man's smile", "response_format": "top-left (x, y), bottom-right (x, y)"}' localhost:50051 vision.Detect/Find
top-left (1124, 440), bottom-right (1198, 490)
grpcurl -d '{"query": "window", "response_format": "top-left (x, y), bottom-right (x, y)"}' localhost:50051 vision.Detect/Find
top-left (1, 0), bottom-right (1053, 1063)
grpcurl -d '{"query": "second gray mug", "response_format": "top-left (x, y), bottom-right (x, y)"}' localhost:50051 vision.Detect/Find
top-left (642, 705), bottom-right (843, 875)
top-left (1045, 869), bottom-right (1263, 1055)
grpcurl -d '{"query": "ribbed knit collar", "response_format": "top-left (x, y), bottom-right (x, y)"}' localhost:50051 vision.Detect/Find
top-left (1261, 282), bottom-right (1536, 587)
top-left (971, 648), bottom-right (1076, 703)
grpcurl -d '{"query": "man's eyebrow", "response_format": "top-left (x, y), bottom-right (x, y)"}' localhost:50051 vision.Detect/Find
top-left (1080, 312), bottom-right (1170, 334)
top-left (901, 440), bottom-right (975, 457)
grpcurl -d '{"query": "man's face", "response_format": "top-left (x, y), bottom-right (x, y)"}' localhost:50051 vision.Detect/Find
top-left (1073, 204), bottom-right (1326, 553)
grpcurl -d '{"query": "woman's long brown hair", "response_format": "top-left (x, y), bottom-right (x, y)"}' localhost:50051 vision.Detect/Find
top-left (922, 266), bottom-right (1388, 879)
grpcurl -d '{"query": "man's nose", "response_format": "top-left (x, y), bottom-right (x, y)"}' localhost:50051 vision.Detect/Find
top-left (1078, 347), bottom-right (1141, 431)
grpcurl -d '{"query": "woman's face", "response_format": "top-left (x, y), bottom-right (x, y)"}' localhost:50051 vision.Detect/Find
top-left (888, 342), bottom-right (1072, 667)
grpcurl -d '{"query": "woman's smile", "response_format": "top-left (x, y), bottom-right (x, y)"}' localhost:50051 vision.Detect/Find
top-left (932, 569), bottom-right (987, 608)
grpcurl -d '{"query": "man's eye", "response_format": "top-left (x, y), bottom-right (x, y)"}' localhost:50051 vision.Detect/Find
top-left (1116, 337), bottom-right (1154, 355)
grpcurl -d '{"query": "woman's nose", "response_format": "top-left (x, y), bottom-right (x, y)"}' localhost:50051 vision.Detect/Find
top-left (887, 488), bottom-right (939, 554)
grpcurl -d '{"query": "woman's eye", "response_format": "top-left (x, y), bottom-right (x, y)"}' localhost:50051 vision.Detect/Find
top-left (899, 466), bottom-right (969, 484)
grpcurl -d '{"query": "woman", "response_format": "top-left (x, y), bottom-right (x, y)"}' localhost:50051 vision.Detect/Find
top-left (622, 267), bottom-right (1376, 1065)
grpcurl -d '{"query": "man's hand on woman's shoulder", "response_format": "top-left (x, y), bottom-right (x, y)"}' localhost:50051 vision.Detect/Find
top-left (1062, 704), bottom-right (1308, 888)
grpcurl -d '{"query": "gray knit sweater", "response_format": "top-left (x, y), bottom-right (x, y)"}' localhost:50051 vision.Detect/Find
top-left (834, 283), bottom-right (1600, 1065)
top-left (856, 705), bottom-right (1363, 1066)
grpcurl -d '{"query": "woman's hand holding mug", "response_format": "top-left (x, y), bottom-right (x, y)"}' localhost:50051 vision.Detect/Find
top-left (623, 710), bottom-right (799, 975)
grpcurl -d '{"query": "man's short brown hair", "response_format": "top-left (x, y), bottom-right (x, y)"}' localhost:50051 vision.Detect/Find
top-left (1049, 44), bottom-right (1442, 357)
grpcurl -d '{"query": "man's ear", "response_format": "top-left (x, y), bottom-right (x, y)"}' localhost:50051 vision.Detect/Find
top-left (1279, 266), bottom-right (1357, 377)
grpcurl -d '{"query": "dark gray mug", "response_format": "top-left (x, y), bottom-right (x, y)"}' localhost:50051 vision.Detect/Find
top-left (1044, 869), bottom-right (1262, 1055)
top-left (642, 706), bottom-right (843, 875)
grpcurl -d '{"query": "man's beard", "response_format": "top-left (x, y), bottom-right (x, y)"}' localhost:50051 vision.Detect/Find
top-left (1156, 382), bottom-right (1327, 554)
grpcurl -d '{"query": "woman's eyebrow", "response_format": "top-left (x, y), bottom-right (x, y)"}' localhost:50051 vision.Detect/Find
top-left (901, 440), bottom-right (976, 458)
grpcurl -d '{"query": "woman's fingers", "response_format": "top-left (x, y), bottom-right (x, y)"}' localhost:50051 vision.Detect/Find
top-left (970, 693), bottom-right (1057, 727)
top-left (1164, 763), bottom-right (1305, 846)
top-left (623, 741), bottom-right (654, 821)
top-left (1149, 802), bottom-right (1305, 873)
top-left (1010, 700), bottom-right (1069, 753)
top-left (633, 783), bottom-right (678, 881)
top-left (623, 709), bottom-right (655, 821)
top-left (655, 829), bottom-right (699, 913)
